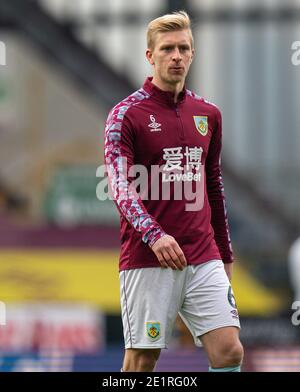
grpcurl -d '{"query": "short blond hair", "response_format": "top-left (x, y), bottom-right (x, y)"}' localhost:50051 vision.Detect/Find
top-left (147, 11), bottom-right (194, 50)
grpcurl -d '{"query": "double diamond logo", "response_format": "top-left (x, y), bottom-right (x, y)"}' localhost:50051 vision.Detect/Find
top-left (148, 115), bottom-right (161, 132)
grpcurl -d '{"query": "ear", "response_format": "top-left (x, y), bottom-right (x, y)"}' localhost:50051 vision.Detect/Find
top-left (190, 48), bottom-right (195, 63)
top-left (146, 49), bottom-right (155, 65)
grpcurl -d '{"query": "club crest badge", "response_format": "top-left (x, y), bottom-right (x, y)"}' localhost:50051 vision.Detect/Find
top-left (146, 322), bottom-right (161, 340)
top-left (193, 115), bottom-right (208, 136)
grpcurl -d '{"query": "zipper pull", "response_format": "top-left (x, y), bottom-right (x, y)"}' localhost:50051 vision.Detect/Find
top-left (175, 107), bottom-right (180, 117)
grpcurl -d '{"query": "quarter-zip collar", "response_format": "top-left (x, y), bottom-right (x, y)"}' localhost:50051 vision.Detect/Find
top-left (143, 77), bottom-right (187, 107)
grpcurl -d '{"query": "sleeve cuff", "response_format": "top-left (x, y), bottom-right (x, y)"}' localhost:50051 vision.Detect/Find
top-left (143, 228), bottom-right (166, 247)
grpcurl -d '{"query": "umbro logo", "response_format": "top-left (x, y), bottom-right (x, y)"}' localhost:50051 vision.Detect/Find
top-left (148, 115), bottom-right (161, 132)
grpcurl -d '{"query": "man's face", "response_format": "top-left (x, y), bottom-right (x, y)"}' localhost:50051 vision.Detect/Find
top-left (147, 29), bottom-right (194, 86)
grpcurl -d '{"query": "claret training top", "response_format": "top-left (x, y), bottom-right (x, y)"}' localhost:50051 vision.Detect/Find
top-left (104, 77), bottom-right (233, 271)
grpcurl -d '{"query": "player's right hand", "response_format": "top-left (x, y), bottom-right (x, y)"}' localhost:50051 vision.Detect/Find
top-left (150, 234), bottom-right (187, 270)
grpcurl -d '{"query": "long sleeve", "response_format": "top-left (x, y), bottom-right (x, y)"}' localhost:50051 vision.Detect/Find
top-left (205, 108), bottom-right (234, 263)
top-left (104, 103), bottom-right (166, 247)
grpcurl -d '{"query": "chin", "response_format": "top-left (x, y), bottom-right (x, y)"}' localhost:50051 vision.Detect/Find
top-left (167, 75), bottom-right (184, 84)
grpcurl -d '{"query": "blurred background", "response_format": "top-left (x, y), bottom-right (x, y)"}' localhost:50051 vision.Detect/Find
top-left (0, 0), bottom-right (300, 372)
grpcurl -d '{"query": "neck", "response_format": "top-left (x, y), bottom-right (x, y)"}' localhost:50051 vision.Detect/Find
top-left (151, 75), bottom-right (185, 103)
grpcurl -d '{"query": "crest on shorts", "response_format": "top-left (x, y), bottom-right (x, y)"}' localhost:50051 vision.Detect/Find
top-left (227, 286), bottom-right (237, 309)
top-left (193, 116), bottom-right (208, 136)
top-left (146, 322), bottom-right (160, 340)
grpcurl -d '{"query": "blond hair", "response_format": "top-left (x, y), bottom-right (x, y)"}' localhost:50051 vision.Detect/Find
top-left (147, 11), bottom-right (194, 50)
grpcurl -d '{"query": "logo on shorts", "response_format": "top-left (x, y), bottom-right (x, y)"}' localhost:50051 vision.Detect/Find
top-left (227, 286), bottom-right (237, 309)
top-left (146, 322), bottom-right (160, 340)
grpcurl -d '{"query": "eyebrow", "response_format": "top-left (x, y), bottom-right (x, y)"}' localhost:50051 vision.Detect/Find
top-left (159, 42), bottom-right (191, 48)
top-left (160, 41), bottom-right (190, 45)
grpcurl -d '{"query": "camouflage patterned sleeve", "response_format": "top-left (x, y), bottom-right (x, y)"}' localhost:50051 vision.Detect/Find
top-left (104, 98), bottom-right (166, 247)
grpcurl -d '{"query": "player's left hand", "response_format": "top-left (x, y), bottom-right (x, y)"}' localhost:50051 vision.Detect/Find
top-left (224, 262), bottom-right (233, 281)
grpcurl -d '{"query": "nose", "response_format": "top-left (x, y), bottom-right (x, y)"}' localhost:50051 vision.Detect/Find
top-left (172, 47), bottom-right (182, 62)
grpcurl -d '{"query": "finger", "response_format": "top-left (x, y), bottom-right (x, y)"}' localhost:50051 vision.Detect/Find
top-left (167, 247), bottom-right (184, 270)
top-left (173, 243), bottom-right (187, 266)
top-left (161, 250), bottom-right (178, 270)
top-left (155, 251), bottom-right (169, 268)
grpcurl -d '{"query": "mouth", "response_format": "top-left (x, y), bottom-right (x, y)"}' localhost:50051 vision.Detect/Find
top-left (169, 67), bottom-right (184, 72)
